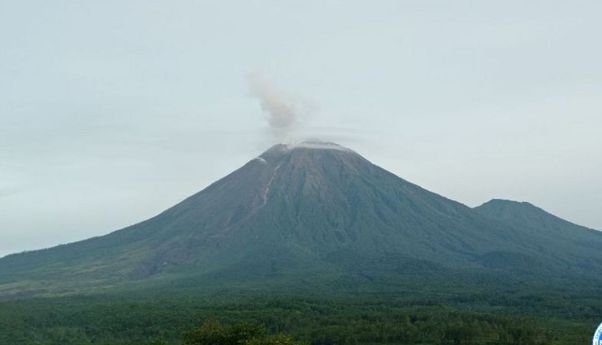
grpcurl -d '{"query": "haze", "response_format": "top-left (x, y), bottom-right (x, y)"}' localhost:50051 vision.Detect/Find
top-left (1, 1), bottom-right (601, 257)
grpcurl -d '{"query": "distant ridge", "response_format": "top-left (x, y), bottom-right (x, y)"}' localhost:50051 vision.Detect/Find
top-left (475, 198), bottom-right (597, 232)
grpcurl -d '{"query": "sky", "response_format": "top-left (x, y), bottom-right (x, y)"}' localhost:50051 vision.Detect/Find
top-left (1, 1), bottom-right (601, 257)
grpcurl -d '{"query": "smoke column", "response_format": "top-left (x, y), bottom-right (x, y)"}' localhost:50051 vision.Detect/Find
top-left (248, 73), bottom-right (299, 141)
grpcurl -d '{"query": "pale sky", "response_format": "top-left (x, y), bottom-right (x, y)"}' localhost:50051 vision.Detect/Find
top-left (1, 1), bottom-right (601, 257)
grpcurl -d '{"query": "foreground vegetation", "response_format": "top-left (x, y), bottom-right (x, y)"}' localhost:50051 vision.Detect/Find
top-left (0, 290), bottom-right (599, 345)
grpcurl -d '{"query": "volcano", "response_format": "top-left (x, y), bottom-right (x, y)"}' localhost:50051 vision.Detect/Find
top-left (1, 141), bottom-right (601, 297)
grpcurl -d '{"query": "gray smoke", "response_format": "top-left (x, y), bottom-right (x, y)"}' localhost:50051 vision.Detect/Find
top-left (248, 73), bottom-right (299, 140)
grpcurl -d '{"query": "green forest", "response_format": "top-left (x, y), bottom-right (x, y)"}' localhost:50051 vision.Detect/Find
top-left (1, 290), bottom-right (599, 345)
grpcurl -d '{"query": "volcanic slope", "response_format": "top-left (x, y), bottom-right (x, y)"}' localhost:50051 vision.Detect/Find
top-left (1, 141), bottom-right (601, 296)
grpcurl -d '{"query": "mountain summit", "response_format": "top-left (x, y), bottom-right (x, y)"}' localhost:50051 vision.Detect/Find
top-left (1, 141), bottom-right (601, 297)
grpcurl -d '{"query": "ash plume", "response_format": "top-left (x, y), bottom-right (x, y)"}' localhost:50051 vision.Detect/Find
top-left (247, 73), bottom-right (301, 141)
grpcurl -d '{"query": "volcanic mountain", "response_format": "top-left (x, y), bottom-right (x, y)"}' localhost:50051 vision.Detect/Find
top-left (1, 141), bottom-right (601, 297)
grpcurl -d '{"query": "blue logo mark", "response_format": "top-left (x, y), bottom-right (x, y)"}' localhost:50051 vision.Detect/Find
top-left (594, 322), bottom-right (602, 345)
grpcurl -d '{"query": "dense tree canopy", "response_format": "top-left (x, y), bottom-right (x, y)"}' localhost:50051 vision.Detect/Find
top-left (0, 292), bottom-right (598, 345)
top-left (183, 320), bottom-right (305, 345)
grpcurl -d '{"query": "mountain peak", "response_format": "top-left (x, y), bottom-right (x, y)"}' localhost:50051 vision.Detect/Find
top-left (479, 199), bottom-right (537, 209)
top-left (474, 198), bottom-right (598, 233)
top-left (261, 140), bottom-right (352, 155)
top-left (288, 140), bottom-right (351, 151)
top-left (475, 199), bottom-right (547, 222)
top-left (258, 140), bottom-right (358, 164)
